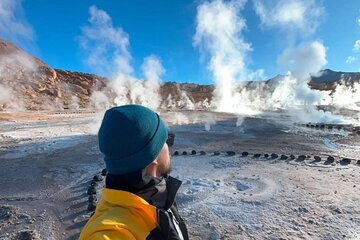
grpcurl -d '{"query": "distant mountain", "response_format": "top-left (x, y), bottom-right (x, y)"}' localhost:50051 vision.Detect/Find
top-left (309, 69), bottom-right (360, 91)
top-left (0, 38), bottom-right (357, 111)
top-left (312, 69), bottom-right (360, 83)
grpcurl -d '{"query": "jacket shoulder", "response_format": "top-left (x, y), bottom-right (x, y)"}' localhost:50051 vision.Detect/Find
top-left (82, 229), bottom-right (137, 240)
top-left (79, 196), bottom-right (158, 240)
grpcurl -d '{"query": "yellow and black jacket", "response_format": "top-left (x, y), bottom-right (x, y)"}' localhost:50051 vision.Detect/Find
top-left (79, 176), bottom-right (188, 240)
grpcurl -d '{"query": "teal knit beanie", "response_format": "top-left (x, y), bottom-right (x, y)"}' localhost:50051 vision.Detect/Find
top-left (98, 105), bottom-right (168, 175)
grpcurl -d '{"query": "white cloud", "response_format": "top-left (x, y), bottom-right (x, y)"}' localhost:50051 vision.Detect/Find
top-left (79, 5), bottom-right (132, 76)
top-left (346, 56), bottom-right (357, 64)
top-left (353, 40), bottom-right (360, 52)
top-left (253, 0), bottom-right (324, 36)
top-left (357, 18), bottom-right (360, 26)
top-left (0, 0), bottom-right (35, 50)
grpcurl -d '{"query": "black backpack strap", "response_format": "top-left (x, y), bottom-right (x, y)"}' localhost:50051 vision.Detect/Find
top-left (156, 208), bottom-right (184, 240)
top-left (157, 208), bottom-right (170, 238)
top-left (170, 205), bottom-right (189, 240)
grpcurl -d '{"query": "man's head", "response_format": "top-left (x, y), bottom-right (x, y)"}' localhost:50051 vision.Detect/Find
top-left (98, 105), bottom-right (171, 177)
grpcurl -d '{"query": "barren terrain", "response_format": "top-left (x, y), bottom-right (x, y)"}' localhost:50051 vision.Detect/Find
top-left (0, 110), bottom-right (359, 239)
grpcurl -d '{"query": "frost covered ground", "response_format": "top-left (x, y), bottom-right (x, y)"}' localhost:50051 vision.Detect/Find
top-left (0, 110), bottom-right (359, 239)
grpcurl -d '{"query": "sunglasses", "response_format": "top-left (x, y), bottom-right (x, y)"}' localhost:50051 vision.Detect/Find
top-left (166, 133), bottom-right (175, 147)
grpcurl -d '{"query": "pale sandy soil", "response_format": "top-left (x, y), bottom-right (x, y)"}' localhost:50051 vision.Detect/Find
top-left (0, 110), bottom-right (359, 240)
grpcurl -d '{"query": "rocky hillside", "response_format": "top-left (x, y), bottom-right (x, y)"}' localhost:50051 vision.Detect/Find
top-left (0, 39), bottom-right (109, 110)
top-left (0, 38), bottom-right (358, 111)
top-left (0, 38), bottom-right (214, 111)
top-left (309, 69), bottom-right (360, 91)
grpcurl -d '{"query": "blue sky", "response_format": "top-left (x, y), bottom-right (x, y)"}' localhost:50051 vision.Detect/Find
top-left (1, 0), bottom-right (360, 84)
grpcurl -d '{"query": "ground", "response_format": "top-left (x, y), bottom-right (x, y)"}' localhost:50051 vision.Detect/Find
top-left (0, 110), bottom-right (359, 240)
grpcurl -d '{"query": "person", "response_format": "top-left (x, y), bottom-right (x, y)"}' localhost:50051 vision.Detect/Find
top-left (79, 105), bottom-right (188, 240)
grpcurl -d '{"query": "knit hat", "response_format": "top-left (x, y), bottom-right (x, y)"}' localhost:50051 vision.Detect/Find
top-left (98, 105), bottom-right (168, 175)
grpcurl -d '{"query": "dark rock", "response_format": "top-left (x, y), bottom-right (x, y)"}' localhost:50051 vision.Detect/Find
top-left (306, 124), bottom-right (310, 127)
top-left (315, 125), bottom-right (319, 128)
top-left (289, 154), bottom-right (296, 160)
top-left (310, 125), bottom-right (315, 128)
top-left (90, 180), bottom-right (97, 187)
top-left (88, 194), bottom-right (97, 202)
top-left (87, 201), bottom-right (97, 211)
top-left (357, 160), bottom-right (360, 165)
top-left (93, 175), bottom-right (103, 182)
top-left (191, 150), bottom-right (197, 155)
top-left (200, 151), bottom-right (206, 155)
top-left (313, 156), bottom-right (321, 162)
top-left (241, 151), bottom-right (249, 157)
top-left (15, 231), bottom-right (40, 240)
top-left (337, 125), bottom-right (342, 130)
top-left (333, 207), bottom-right (341, 214)
top-left (339, 158), bottom-right (351, 166)
top-left (264, 154), bottom-right (269, 158)
top-left (173, 151), bottom-right (179, 156)
top-left (101, 168), bottom-right (107, 176)
top-left (87, 186), bottom-right (96, 195)
top-left (320, 124), bottom-right (325, 129)
top-left (253, 153), bottom-right (261, 158)
top-left (297, 155), bottom-right (306, 161)
top-left (182, 151), bottom-right (187, 155)
top-left (214, 151), bottom-right (220, 156)
top-left (327, 125), bottom-right (333, 130)
top-left (226, 151), bottom-right (236, 156)
top-left (280, 155), bottom-right (288, 160)
top-left (324, 156), bottom-right (335, 165)
top-left (270, 153), bottom-right (278, 159)
top-left (298, 207), bottom-right (309, 213)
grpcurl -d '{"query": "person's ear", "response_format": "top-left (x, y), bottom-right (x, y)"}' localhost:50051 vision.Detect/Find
top-left (145, 161), bottom-right (158, 177)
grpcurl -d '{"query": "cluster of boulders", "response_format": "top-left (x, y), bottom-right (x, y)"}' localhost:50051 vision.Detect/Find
top-left (86, 169), bottom-right (106, 212)
top-left (172, 150), bottom-right (360, 167)
top-left (296, 123), bottom-right (360, 135)
top-left (1, 230), bottom-right (40, 240)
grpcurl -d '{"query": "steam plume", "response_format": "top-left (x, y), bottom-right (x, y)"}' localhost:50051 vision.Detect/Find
top-left (79, 6), bottom-right (163, 110)
top-left (194, 0), bottom-right (251, 112)
top-left (277, 41), bottom-right (327, 81)
top-left (141, 55), bottom-right (165, 109)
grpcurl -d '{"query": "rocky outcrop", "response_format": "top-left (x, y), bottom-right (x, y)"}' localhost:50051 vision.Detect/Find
top-left (0, 38), bottom-right (110, 110)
